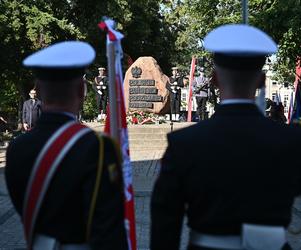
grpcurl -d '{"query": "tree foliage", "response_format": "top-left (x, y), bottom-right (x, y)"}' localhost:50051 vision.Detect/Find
top-left (1, 0), bottom-right (301, 122)
top-left (0, 0), bottom-right (176, 121)
top-left (0, 0), bottom-right (84, 121)
top-left (161, 0), bottom-right (301, 82)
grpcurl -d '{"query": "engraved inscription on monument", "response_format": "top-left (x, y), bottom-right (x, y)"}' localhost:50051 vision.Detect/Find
top-left (128, 66), bottom-right (163, 109)
top-left (124, 57), bottom-right (169, 114)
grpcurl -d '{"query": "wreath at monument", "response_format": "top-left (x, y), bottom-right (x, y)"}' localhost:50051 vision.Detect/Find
top-left (126, 111), bottom-right (166, 125)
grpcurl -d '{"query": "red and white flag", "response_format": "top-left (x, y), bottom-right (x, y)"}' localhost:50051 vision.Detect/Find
top-left (288, 91), bottom-right (294, 123)
top-left (187, 57), bottom-right (196, 122)
top-left (294, 58), bottom-right (301, 90)
top-left (99, 19), bottom-right (137, 250)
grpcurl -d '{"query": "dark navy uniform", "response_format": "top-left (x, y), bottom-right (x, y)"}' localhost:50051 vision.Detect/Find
top-left (5, 112), bottom-right (128, 250)
top-left (151, 104), bottom-right (301, 250)
top-left (151, 24), bottom-right (301, 250)
top-left (93, 75), bottom-right (108, 114)
top-left (5, 41), bottom-right (128, 250)
top-left (166, 74), bottom-right (184, 118)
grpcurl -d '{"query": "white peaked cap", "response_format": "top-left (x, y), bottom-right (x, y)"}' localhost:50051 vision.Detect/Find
top-left (204, 24), bottom-right (277, 55)
top-left (23, 41), bottom-right (95, 68)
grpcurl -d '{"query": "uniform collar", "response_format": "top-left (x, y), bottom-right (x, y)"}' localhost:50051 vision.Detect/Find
top-left (213, 103), bottom-right (262, 117)
top-left (37, 112), bottom-right (77, 127)
top-left (220, 99), bottom-right (255, 105)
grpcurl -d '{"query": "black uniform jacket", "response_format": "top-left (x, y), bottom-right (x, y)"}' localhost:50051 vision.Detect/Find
top-left (93, 76), bottom-right (108, 97)
top-left (151, 103), bottom-right (301, 250)
top-left (5, 112), bottom-right (128, 250)
top-left (166, 76), bottom-right (184, 96)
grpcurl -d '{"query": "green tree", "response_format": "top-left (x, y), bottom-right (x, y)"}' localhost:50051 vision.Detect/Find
top-left (0, 0), bottom-right (179, 124)
top-left (0, 0), bottom-right (83, 124)
top-left (161, 0), bottom-right (301, 82)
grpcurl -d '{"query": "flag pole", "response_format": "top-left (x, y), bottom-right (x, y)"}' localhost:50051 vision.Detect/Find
top-left (107, 42), bottom-right (119, 140)
top-left (242, 0), bottom-right (248, 24)
top-left (242, 0), bottom-right (266, 114)
top-left (99, 19), bottom-right (137, 250)
top-left (187, 57), bottom-right (196, 122)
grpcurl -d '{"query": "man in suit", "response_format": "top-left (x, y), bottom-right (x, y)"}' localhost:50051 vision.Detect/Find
top-left (22, 89), bottom-right (42, 131)
top-left (167, 67), bottom-right (184, 121)
top-left (93, 67), bottom-right (108, 120)
top-left (151, 24), bottom-right (301, 250)
top-left (5, 41), bottom-right (128, 250)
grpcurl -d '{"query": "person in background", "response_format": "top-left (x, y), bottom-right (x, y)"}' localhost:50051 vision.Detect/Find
top-left (93, 67), bottom-right (108, 121)
top-left (166, 67), bottom-right (184, 121)
top-left (269, 101), bottom-right (287, 124)
top-left (193, 67), bottom-right (209, 121)
top-left (22, 89), bottom-right (42, 131)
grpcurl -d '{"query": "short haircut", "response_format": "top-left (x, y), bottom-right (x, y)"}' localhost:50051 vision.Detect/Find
top-left (38, 77), bottom-right (81, 105)
top-left (215, 64), bottom-right (262, 92)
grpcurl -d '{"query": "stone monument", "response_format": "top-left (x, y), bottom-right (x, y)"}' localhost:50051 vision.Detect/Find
top-left (124, 57), bottom-right (169, 114)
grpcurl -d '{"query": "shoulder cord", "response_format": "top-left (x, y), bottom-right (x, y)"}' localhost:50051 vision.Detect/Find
top-left (86, 133), bottom-right (104, 241)
top-left (85, 134), bottom-right (123, 241)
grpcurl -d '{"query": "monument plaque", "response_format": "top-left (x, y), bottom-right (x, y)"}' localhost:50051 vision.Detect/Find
top-left (124, 57), bottom-right (170, 114)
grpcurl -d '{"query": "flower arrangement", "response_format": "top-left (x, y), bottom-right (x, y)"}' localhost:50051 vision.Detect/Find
top-left (126, 111), bottom-right (166, 125)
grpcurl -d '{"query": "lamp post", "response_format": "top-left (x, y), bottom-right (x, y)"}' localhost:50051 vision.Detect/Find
top-left (242, 0), bottom-right (248, 24)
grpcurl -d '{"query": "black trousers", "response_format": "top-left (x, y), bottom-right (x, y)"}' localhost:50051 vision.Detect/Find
top-left (97, 94), bottom-right (108, 114)
top-left (196, 96), bottom-right (207, 120)
top-left (170, 92), bottom-right (181, 115)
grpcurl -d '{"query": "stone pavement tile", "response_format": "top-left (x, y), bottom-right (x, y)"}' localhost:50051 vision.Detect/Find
top-left (0, 211), bottom-right (25, 249)
top-left (287, 196), bottom-right (301, 250)
top-left (0, 171), bottom-right (8, 196)
top-left (134, 194), bottom-right (189, 250)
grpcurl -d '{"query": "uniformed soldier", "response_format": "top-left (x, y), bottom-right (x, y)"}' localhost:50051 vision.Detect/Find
top-left (5, 41), bottom-right (128, 250)
top-left (166, 67), bottom-right (184, 121)
top-left (193, 68), bottom-right (210, 121)
top-left (93, 67), bottom-right (108, 120)
top-left (151, 24), bottom-right (301, 250)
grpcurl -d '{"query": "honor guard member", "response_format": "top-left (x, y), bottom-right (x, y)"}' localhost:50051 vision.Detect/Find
top-left (93, 67), bottom-right (108, 120)
top-left (193, 68), bottom-right (209, 121)
top-left (5, 41), bottom-right (128, 250)
top-left (166, 67), bottom-right (184, 121)
top-left (151, 24), bottom-right (301, 250)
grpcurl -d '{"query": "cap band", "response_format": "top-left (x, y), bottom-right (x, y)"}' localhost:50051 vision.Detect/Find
top-left (34, 68), bottom-right (85, 81)
top-left (214, 53), bottom-right (266, 70)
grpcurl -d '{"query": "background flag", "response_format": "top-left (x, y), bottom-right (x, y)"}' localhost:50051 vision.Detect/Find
top-left (288, 91), bottom-right (294, 123)
top-left (291, 81), bottom-right (301, 122)
top-left (99, 19), bottom-right (137, 250)
top-left (187, 57), bottom-right (196, 122)
top-left (291, 59), bottom-right (301, 122)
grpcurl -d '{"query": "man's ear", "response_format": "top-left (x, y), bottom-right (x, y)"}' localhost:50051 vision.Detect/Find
top-left (258, 72), bottom-right (266, 89)
top-left (211, 70), bottom-right (219, 88)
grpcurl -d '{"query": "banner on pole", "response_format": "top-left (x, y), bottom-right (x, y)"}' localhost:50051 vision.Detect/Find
top-left (187, 57), bottom-right (196, 122)
top-left (99, 19), bottom-right (137, 250)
